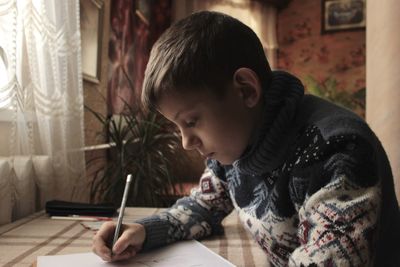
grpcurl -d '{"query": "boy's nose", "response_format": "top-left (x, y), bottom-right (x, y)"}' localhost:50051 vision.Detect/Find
top-left (181, 133), bottom-right (200, 151)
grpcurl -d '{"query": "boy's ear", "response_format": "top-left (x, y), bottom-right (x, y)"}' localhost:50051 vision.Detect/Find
top-left (232, 68), bottom-right (262, 108)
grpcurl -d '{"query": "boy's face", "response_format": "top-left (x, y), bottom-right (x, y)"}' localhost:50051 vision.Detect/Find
top-left (157, 86), bottom-right (260, 165)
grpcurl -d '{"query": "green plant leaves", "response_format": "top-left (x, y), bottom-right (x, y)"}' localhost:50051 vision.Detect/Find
top-left (304, 75), bottom-right (365, 117)
top-left (86, 104), bottom-right (183, 207)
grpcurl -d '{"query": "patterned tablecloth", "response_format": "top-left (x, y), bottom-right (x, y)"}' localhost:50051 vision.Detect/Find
top-left (0, 207), bottom-right (269, 267)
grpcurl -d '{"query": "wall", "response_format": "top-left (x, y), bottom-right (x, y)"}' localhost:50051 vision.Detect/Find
top-left (83, 0), bottom-right (111, 202)
top-left (84, 0), bottom-right (110, 148)
top-left (367, 0), bottom-right (400, 201)
top-left (277, 0), bottom-right (365, 116)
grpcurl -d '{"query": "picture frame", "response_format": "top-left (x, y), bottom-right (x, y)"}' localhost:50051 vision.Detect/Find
top-left (321, 0), bottom-right (366, 34)
top-left (80, 0), bottom-right (104, 83)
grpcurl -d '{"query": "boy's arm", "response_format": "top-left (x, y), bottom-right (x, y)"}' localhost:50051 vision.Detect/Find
top-left (288, 134), bottom-right (381, 267)
top-left (134, 165), bottom-right (234, 251)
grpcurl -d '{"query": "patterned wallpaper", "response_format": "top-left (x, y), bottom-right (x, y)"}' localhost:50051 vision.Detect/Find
top-left (277, 0), bottom-right (366, 117)
top-left (108, 0), bottom-right (171, 114)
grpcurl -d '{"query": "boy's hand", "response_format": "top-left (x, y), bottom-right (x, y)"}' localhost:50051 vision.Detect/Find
top-left (92, 221), bottom-right (146, 262)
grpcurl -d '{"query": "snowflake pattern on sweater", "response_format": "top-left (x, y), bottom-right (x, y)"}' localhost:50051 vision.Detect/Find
top-left (135, 73), bottom-right (399, 266)
top-left (137, 125), bottom-right (382, 267)
top-left (226, 125), bottom-right (381, 267)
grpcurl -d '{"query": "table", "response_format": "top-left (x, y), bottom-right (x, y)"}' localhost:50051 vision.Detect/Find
top-left (0, 208), bottom-right (269, 267)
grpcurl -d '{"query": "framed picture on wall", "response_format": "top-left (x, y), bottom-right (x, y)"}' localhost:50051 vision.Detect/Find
top-left (321, 0), bottom-right (366, 34)
top-left (80, 0), bottom-right (104, 83)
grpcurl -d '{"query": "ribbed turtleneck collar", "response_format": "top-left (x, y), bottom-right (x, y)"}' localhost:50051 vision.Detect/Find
top-left (233, 71), bottom-right (304, 175)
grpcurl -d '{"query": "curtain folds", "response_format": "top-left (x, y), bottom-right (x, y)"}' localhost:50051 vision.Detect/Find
top-left (0, 0), bottom-right (86, 223)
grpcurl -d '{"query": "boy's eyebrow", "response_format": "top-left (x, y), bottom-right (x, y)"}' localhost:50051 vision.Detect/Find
top-left (174, 108), bottom-right (191, 121)
top-left (174, 110), bottom-right (184, 121)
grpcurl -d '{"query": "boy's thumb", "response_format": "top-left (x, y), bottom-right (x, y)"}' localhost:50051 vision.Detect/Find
top-left (112, 235), bottom-right (129, 255)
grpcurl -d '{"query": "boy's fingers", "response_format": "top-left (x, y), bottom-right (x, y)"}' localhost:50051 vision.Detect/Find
top-left (92, 241), bottom-right (111, 261)
top-left (93, 223), bottom-right (145, 262)
top-left (111, 246), bottom-right (138, 261)
top-left (112, 230), bottom-right (133, 254)
top-left (112, 224), bottom-right (145, 255)
top-left (92, 222), bottom-right (116, 261)
top-left (100, 251), bottom-right (112, 262)
top-left (96, 222), bottom-right (116, 239)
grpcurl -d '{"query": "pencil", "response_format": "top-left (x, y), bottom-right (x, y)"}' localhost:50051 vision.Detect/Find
top-left (50, 215), bottom-right (112, 221)
top-left (111, 174), bottom-right (133, 254)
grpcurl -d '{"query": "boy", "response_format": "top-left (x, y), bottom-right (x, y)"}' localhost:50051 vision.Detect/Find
top-left (93, 11), bottom-right (400, 266)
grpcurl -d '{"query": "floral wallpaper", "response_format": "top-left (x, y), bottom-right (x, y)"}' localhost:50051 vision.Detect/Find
top-left (277, 0), bottom-right (366, 117)
top-left (108, 0), bottom-right (171, 114)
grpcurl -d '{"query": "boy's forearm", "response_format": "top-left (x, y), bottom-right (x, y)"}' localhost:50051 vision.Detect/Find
top-left (135, 196), bottom-right (230, 251)
top-left (134, 214), bottom-right (177, 251)
top-left (134, 167), bottom-right (233, 251)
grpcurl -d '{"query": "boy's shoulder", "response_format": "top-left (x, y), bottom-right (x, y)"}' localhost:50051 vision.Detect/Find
top-left (297, 94), bottom-right (375, 144)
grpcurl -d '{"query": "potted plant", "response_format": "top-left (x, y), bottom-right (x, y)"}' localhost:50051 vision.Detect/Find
top-left (86, 102), bottom-right (184, 207)
top-left (304, 75), bottom-right (365, 117)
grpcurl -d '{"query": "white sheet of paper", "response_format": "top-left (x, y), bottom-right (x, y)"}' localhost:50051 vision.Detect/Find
top-left (37, 240), bottom-right (236, 267)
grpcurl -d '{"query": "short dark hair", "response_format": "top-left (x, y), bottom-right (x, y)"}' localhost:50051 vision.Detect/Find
top-left (141, 11), bottom-right (272, 111)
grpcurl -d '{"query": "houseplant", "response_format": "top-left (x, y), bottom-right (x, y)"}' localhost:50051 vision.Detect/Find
top-left (304, 75), bottom-right (365, 117)
top-left (86, 102), bottom-right (184, 207)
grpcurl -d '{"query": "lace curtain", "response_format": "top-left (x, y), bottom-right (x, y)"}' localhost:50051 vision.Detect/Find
top-left (0, 0), bottom-right (86, 224)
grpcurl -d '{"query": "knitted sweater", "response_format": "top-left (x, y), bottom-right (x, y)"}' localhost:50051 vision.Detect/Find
top-left (136, 71), bottom-right (400, 267)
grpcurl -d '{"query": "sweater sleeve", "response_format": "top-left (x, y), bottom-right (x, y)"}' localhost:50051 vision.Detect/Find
top-left (135, 165), bottom-right (234, 251)
top-left (287, 130), bottom-right (382, 267)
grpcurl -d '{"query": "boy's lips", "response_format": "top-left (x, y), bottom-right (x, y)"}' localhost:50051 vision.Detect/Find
top-left (199, 151), bottom-right (215, 158)
top-left (204, 152), bottom-right (215, 158)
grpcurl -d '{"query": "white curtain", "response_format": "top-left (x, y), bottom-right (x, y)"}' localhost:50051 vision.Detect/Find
top-left (0, 0), bottom-right (86, 224)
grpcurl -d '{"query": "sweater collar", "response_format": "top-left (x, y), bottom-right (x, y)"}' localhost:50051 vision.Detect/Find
top-left (233, 71), bottom-right (304, 175)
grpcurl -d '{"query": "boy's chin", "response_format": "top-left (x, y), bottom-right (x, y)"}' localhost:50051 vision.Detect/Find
top-left (215, 157), bottom-right (235, 165)
top-left (204, 152), bottom-right (239, 165)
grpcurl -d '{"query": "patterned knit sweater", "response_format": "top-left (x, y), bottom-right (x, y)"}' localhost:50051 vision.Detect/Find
top-left (136, 71), bottom-right (400, 267)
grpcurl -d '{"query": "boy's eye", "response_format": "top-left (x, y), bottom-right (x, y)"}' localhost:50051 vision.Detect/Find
top-left (185, 119), bottom-right (197, 128)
